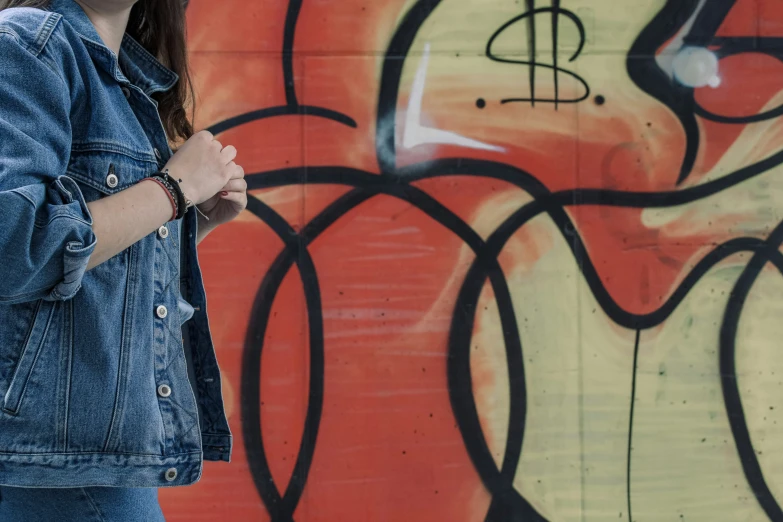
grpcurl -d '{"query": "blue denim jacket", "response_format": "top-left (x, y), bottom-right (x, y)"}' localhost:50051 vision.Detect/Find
top-left (0, 0), bottom-right (232, 488)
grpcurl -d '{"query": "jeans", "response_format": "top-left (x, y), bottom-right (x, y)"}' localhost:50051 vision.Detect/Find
top-left (0, 485), bottom-right (165, 521)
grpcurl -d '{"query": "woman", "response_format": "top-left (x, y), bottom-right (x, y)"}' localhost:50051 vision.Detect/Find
top-left (0, 0), bottom-right (245, 519)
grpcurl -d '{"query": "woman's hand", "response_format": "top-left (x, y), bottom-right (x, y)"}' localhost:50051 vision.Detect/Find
top-left (164, 130), bottom-right (237, 205)
top-left (163, 129), bottom-right (247, 241)
top-left (196, 167), bottom-right (247, 234)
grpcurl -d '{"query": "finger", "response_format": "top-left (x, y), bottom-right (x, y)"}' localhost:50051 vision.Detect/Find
top-left (219, 177), bottom-right (246, 192)
top-left (220, 145), bottom-right (237, 163)
top-left (198, 129), bottom-right (213, 141)
top-left (225, 161), bottom-right (244, 179)
top-left (219, 189), bottom-right (247, 206)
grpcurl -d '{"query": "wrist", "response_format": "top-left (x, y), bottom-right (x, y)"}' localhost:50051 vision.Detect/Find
top-left (153, 169), bottom-right (192, 220)
top-left (141, 177), bottom-right (177, 221)
top-left (163, 165), bottom-right (198, 204)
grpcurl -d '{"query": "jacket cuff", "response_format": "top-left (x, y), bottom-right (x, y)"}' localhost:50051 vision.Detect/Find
top-left (44, 175), bottom-right (97, 302)
top-left (201, 433), bottom-right (232, 462)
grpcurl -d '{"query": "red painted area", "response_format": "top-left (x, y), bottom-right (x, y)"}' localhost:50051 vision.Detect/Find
top-left (715, 0), bottom-right (758, 37)
top-left (695, 53), bottom-right (783, 120)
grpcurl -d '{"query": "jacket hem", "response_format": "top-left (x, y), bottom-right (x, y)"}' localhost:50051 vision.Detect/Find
top-left (0, 450), bottom-right (203, 488)
top-left (202, 433), bottom-right (232, 462)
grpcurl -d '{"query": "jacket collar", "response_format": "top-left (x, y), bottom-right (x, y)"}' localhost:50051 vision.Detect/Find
top-left (47, 0), bottom-right (178, 95)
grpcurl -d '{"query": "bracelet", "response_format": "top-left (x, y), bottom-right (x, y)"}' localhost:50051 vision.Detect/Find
top-left (153, 169), bottom-right (192, 220)
top-left (142, 176), bottom-right (178, 221)
top-left (156, 176), bottom-right (181, 218)
top-left (142, 170), bottom-right (210, 222)
top-left (154, 174), bottom-right (178, 206)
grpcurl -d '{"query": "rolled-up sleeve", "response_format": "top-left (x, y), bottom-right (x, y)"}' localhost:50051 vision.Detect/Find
top-left (0, 32), bottom-right (96, 304)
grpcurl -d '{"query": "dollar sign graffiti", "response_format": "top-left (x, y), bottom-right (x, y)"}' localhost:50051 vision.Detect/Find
top-left (486, 0), bottom-right (590, 108)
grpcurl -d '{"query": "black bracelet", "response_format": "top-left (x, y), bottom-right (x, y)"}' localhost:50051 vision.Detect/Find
top-left (166, 170), bottom-right (194, 219)
top-left (151, 170), bottom-right (190, 219)
top-left (156, 171), bottom-right (186, 219)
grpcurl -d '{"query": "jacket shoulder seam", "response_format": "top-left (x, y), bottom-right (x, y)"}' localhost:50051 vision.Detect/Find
top-left (30, 11), bottom-right (61, 57)
top-left (0, 15), bottom-right (67, 86)
top-left (0, 10), bottom-right (61, 57)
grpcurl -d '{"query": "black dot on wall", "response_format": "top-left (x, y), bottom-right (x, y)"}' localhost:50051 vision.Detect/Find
top-left (476, 98), bottom-right (486, 109)
top-left (594, 95), bottom-right (605, 106)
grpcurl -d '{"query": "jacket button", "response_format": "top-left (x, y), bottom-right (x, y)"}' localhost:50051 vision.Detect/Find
top-left (157, 384), bottom-right (172, 398)
top-left (106, 173), bottom-right (119, 188)
top-left (122, 86), bottom-right (131, 98)
top-left (164, 467), bottom-right (177, 481)
top-left (154, 148), bottom-right (161, 160)
top-left (158, 225), bottom-right (169, 239)
top-left (156, 305), bottom-right (168, 318)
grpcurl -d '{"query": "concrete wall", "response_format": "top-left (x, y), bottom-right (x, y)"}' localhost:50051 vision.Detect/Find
top-left (161, 1), bottom-right (783, 520)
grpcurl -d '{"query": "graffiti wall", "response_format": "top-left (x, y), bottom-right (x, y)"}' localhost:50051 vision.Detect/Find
top-left (160, 0), bottom-right (783, 520)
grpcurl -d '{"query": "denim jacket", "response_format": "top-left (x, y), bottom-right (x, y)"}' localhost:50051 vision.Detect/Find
top-left (0, 0), bottom-right (232, 488)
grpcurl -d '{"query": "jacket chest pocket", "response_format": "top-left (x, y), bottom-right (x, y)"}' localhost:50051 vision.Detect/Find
top-left (1, 299), bottom-right (58, 415)
top-left (66, 147), bottom-right (160, 203)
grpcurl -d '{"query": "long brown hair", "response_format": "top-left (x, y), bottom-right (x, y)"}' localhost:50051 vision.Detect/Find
top-left (0, 0), bottom-right (194, 143)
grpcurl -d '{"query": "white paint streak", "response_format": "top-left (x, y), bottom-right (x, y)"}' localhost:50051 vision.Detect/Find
top-left (654, 0), bottom-right (723, 89)
top-left (377, 226), bottom-right (422, 236)
top-left (672, 47), bottom-right (720, 88)
top-left (403, 42), bottom-right (505, 153)
top-left (655, 0), bottom-right (707, 77)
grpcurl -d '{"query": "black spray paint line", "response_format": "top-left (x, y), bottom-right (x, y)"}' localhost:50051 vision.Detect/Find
top-left (526, 0), bottom-right (537, 108)
top-left (626, 0), bottom-right (705, 185)
top-left (247, 154), bottom-right (783, 330)
top-left (375, 0), bottom-right (443, 174)
top-left (242, 177), bottom-right (546, 520)
top-left (485, 5), bottom-right (590, 106)
top-left (282, 0), bottom-right (303, 108)
top-left (204, 0), bottom-right (357, 135)
top-left (207, 106), bottom-right (356, 135)
top-left (627, 329), bottom-right (641, 522)
top-left (693, 36), bottom-right (783, 124)
top-left (625, 0), bottom-right (783, 182)
top-left (240, 196), bottom-right (325, 522)
top-left (720, 220), bottom-right (783, 522)
top-left (249, 168), bottom-right (783, 513)
top-left (244, 160), bottom-right (783, 521)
